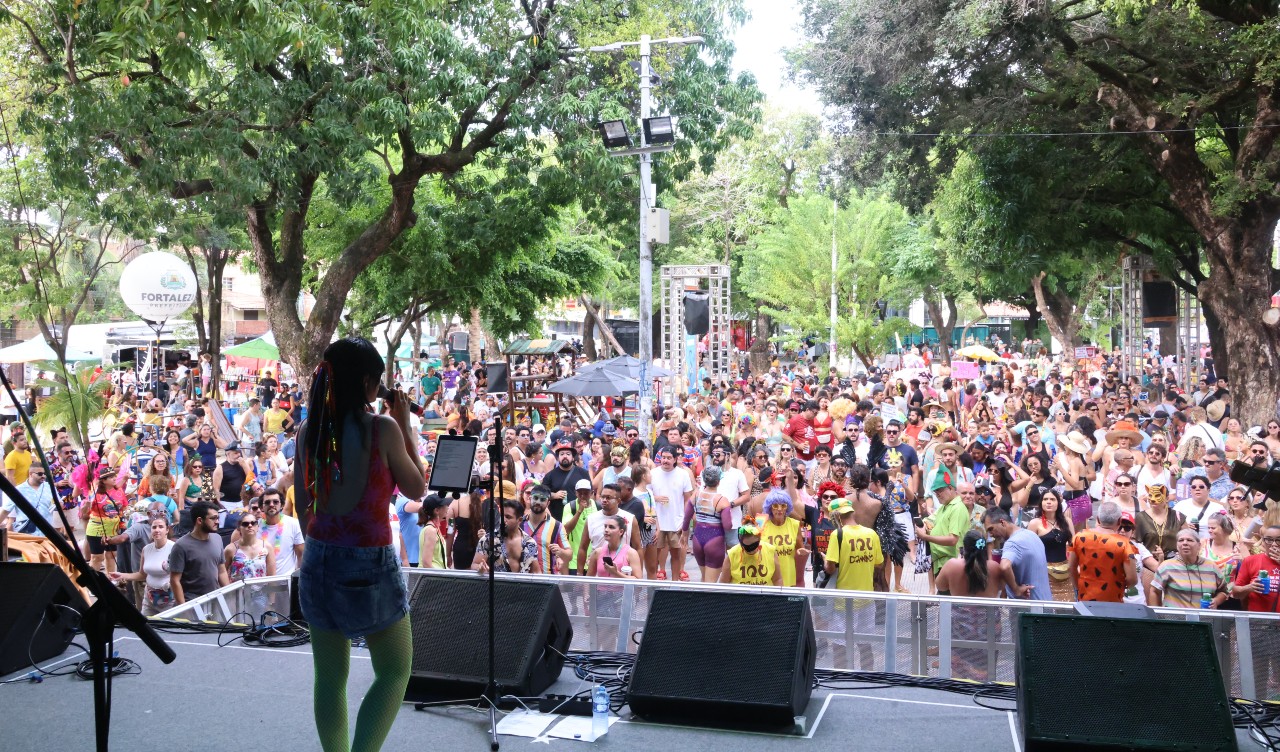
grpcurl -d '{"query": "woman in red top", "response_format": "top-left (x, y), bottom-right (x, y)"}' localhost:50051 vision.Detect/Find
top-left (296, 338), bottom-right (425, 752)
top-left (813, 392), bottom-right (834, 450)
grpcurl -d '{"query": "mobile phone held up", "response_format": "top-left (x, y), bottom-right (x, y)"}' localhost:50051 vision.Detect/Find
top-left (603, 556), bottom-right (615, 568)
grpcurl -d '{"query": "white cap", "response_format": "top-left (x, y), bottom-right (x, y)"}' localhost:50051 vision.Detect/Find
top-left (575, 478), bottom-right (593, 491)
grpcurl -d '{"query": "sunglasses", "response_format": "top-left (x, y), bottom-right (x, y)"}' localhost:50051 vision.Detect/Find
top-left (1114, 482), bottom-right (1132, 487)
top-left (820, 494), bottom-right (839, 500)
top-left (239, 520), bottom-right (259, 527)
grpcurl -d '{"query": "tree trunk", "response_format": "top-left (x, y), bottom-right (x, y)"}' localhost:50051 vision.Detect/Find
top-left (851, 342), bottom-right (875, 370)
top-left (1031, 273), bottom-right (1083, 352)
top-left (748, 310), bottom-right (772, 378)
top-left (467, 307), bottom-right (484, 366)
top-left (249, 172), bottom-right (420, 390)
top-left (582, 300), bottom-right (597, 361)
top-left (579, 295), bottom-right (625, 356)
top-left (1157, 327), bottom-right (1178, 358)
top-left (1022, 294), bottom-right (1043, 343)
top-left (1201, 303), bottom-right (1228, 385)
top-left (1197, 230), bottom-right (1280, 424)
top-left (1093, 83), bottom-right (1280, 424)
top-left (924, 290), bottom-right (958, 363)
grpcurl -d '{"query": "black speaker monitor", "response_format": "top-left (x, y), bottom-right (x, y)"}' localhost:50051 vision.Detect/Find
top-left (0, 563), bottom-right (89, 676)
top-left (627, 589), bottom-right (815, 728)
top-left (405, 575), bottom-right (572, 702)
top-left (483, 361), bottom-right (507, 394)
top-left (1017, 613), bottom-right (1237, 751)
top-left (683, 292), bottom-right (710, 336)
top-left (1142, 280), bottom-right (1177, 326)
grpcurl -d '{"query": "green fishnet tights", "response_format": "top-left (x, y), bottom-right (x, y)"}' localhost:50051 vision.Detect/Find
top-left (311, 615), bottom-right (412, 752)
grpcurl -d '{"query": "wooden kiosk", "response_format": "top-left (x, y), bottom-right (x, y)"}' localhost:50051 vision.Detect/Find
top-left (499, 338), bottom-right (578, 426)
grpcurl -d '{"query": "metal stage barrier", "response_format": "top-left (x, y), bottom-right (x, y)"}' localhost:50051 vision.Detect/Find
top-left (159, 568), bottom-right (1280, 699)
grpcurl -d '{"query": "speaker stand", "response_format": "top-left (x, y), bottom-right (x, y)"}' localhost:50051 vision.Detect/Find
top-left (413, 418), bottom-right (505, 751)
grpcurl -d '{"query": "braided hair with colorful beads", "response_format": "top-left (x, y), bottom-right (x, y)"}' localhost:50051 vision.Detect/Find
top-left (301, 337), bottom-right (386, 513)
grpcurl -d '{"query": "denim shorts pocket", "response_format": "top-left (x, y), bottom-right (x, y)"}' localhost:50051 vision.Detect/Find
top-left (329, 570), bottom-right (384, 636)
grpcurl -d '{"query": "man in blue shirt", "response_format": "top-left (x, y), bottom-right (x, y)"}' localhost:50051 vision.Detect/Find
top-left (1, 465), bottom-right (59, 536)
top-left (983, 506), bottom-right (1051, 601)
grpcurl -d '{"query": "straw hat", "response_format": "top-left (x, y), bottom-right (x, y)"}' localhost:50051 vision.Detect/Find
top-left (1056, 431), bottom-right (1092, 455)
top-left (1206, 400), bottom-right (1227, 423)
top-left (1105, 420), bottom-right (1143, 446)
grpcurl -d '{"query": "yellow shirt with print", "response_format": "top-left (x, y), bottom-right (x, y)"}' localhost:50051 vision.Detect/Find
top-left (726, 542), bottom-right (777, 585)
top-left (824, 524), bottom-right (882, 591)
top-left (760, 516), bottom-right (800, 587)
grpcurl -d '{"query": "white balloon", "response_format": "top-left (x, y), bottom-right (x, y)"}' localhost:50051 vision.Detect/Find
top-left (118, 251), bottom-right (198, 321)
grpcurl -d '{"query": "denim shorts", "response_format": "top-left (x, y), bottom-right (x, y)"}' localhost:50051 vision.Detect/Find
top-left (299, 537), bottom-right (409, 639)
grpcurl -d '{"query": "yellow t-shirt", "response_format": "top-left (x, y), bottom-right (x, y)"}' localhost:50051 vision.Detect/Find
top-left (726, 542), bottom-right (777, 585)
top-left (4, 448), bottom-right (32, 481)
top-left (760, 516), bottom-right (800, 587)
top-left (824, 524), bottom-right (883, 592)
top-left (263, 408), bottom-right (290, 434)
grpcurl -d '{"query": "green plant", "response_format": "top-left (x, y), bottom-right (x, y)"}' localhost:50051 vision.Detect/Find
top-left (33, 364), bottom-right (116, 449)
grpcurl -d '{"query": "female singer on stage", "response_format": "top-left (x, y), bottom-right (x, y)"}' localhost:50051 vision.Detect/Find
top-left (295, 338), bottom-right (425, 752)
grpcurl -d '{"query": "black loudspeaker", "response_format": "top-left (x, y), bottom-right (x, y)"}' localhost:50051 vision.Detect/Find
top-left (405, 575), bottom-right (572, 702)
top-left (484, 361), bottom-right (507, 394)
top-left (682, 292), bottom-right (710, 336)
top-left (448, 331), bottom-right (470, 352)
top-left (0, 563), bottom-right (89, 676)
top-left (606, 319), bottom-right (640, 358)
top-left (627, 589), bottom-right (815, 727)
top-left (1142, 280), bottom-right (1177, 326)
top-left (1017, 613), bottom-right (1237, 752)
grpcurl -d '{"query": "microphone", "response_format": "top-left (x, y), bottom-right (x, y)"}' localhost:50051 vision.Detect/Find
top-left (378, 384), bottom-right (424, 416)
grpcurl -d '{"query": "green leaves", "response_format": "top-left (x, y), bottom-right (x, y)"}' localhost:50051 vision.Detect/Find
top-left (739, 193), bottom-right (917, 362)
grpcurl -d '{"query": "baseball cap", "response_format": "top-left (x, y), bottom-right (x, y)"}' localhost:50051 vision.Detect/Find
top-left (1118, 511), bottom-right (1136, 527)
top-left (574, 478), bottom-right (593, 491)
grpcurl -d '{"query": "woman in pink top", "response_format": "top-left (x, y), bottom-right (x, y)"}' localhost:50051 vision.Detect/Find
top-left (295, 338), bottom-right (425, 752)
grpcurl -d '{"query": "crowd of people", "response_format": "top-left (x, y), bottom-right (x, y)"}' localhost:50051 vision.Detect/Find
top-left (3, 341), bottom-right (1280, 688)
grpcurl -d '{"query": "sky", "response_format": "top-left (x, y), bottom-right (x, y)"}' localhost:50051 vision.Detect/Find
top-left (731, 0), bottom-right (822, 115)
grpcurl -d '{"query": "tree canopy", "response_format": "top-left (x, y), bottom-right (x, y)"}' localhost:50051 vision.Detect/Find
top-left (792, 0), bottom-right (1280, 421)
top-left (6, 0), bottom-right (760, 379)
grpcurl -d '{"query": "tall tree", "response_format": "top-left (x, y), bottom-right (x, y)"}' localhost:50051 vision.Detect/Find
top-left (740, 193), bottom-right (916, 368)
top-left (792, 0), bottom-right (1280, 422)
top-left (7, 0), bottom-right (758, 381)
top-left (0, 150), bottom-right (129, 446)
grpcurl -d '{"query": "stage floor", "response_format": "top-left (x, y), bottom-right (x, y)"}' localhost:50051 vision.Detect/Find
top-left (0, 632), bottom-right (1256, 751)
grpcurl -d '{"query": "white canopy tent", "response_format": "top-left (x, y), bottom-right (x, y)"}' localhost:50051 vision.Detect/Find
top-left (0, 335), bottom-right (98, 364)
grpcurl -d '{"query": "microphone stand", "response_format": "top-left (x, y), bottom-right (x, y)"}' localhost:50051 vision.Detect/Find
top-left (0, 368), bottom-right (175, 752)
top-left (484, 416), bottom-right (504, 751)
top-left (411, 419), bottom-right (504, 751)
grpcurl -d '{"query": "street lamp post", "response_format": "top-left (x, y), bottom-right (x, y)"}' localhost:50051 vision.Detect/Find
top-left (829, 183), bottom-right (838, 369)
top-left (589, 34), bottom-right (703, 442)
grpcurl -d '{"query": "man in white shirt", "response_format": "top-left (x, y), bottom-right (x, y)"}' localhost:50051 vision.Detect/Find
top-left (255, 488), bottom-right (305, 575)
top-left (707, 442), bottom-right (750, 548)
top-left (649, 445), bottom-right (694, 581)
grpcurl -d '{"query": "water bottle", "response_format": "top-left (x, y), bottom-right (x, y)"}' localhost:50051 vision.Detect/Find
top-left (1260, 570), bottom-right (1271, 596)
top-left (1200, 592), bottom-right (1212, 610)
top-left (591, 685), bottom-right (609, 738)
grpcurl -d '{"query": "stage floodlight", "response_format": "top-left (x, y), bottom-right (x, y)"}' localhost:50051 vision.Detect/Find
top-left (598, 120), bottom-right (632, 148)
top-left (643, 116), bottom-right (675, 145)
